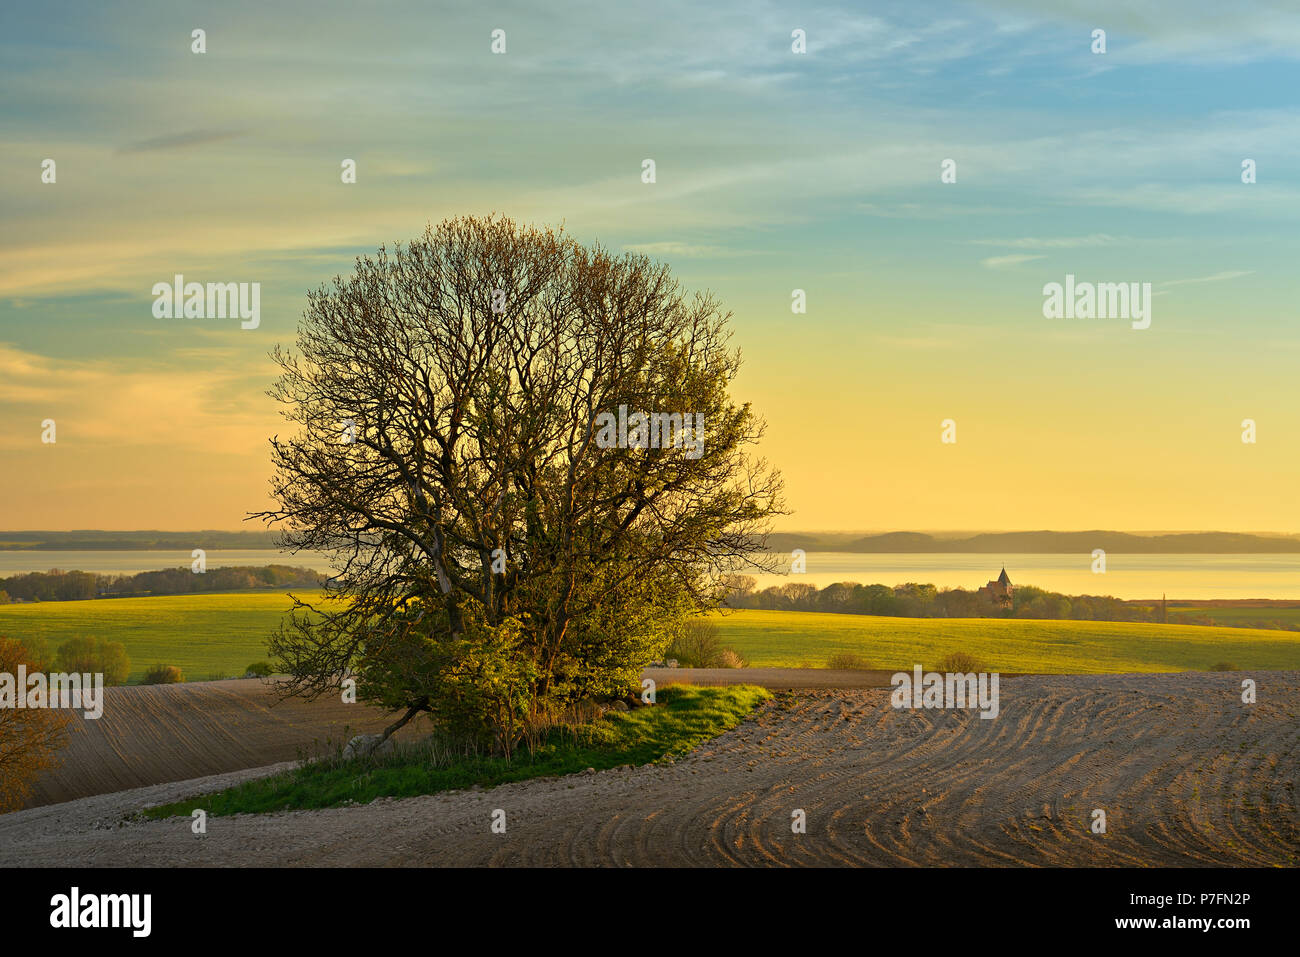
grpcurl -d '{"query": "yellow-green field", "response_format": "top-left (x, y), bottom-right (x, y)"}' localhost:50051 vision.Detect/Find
top-left (714, 609), bottom-right (1300, 673)
top-left (1, 592), bottom-right (1298, 683)
top-left (0, 591), bottom-right (319, 683)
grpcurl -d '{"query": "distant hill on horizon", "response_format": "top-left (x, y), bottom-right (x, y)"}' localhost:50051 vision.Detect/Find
top-left (3, 528), bottom-right (1300, 553)
top-left (763, 530), bottom-right (1300, 554)
top-left (0, 530), bottom-right (281, 550)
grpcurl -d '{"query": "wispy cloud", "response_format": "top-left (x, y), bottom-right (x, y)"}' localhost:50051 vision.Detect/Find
top-left (981, 254), bottom-right (1046, 269)
top-left (1158, 270), bottom-right (1255, 287)
top-left (118, 129), bottom-right (244, 154)
top-left (874, 335), bottom-right (962, 350)
top-left (969, 234), bottom-right (1120, 249)
top-left (621, 241), bottom-right (752, 258)
top-left (1072, 183), bottom-right (1300, 217)
top-left (981, 0), bottom-right (1300, 65)
top-left (0, 343), bottom-right (275, 454)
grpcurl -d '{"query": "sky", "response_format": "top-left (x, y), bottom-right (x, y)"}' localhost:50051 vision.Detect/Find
top-left (1, 0), bottom-right (1298, 532)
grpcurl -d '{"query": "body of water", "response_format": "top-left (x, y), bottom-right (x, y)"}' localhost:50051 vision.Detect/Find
top-left (2, 550), bottom-right (1298, 601)
top-left (747, 552), bottom-right (1300, 601)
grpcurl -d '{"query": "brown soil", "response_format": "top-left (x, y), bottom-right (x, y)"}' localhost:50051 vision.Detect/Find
top-left (2, 672), bottom-right (1295, 867)
top-left (20, 677), bottom-right (422, 809)
top-left (22, 669), bottom-right (888, 809)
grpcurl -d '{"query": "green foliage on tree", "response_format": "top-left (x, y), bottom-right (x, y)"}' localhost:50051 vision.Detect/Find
top-left (258, 216), bottom-right (784, 751)
top-left (54, 635), bottom-right (130, 685)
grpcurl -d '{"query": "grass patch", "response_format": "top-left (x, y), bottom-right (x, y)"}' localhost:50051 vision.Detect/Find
top-left (5, 593), bottom-right (1299, 685)
top-left (141, 684), bottom-right (770, 818)
top-left (0, 591), bottom-right (321, 683)
top-left (712, 610), bottom-right (1300, 673)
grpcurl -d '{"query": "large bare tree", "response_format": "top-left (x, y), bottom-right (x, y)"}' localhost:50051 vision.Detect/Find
top-left (256, 215), bottom-right (783, 747)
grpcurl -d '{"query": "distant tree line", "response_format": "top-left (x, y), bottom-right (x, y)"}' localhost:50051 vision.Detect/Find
top-left (0, 565), bottom-right (323, 603)
top-left (0, 530), bottom-right (281, 550)
top-left (723, 578), bottom-right (1300, 629)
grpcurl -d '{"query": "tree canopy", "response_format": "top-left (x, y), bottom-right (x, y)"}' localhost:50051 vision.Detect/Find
top-left (257, 215), bottom-right (783, 750)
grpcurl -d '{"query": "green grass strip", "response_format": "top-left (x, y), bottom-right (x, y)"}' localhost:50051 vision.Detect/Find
top-left (141, 684), bottom-right (770, 818)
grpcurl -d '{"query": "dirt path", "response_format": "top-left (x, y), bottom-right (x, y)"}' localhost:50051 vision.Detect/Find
top-left (646, 666), bottom-right (897, 689)
top-left (2, 672), bottom-right (1296, 866)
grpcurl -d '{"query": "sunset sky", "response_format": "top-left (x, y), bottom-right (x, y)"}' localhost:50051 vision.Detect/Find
top-left (2, 0), bottom-right (1298, 532)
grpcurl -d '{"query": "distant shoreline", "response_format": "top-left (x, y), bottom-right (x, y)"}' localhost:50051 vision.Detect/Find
top-left (4, 529), bottom-right (1300, 553)
top-left (0, 531), bottom-right (281, 551)
top-left (763, 531), bottom-right (1300, 554)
